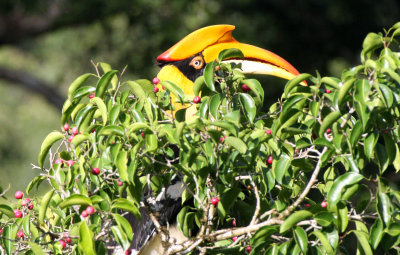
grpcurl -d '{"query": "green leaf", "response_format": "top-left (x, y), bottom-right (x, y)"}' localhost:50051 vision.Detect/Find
top-left (315, 212), bottom-right (334, 227)
top-left (293, 227), bottom-right (308, 254)
top-left (217, 187), bottom-right (241, 219)
top-left (378, 84), bottom-right (394, 108)
top-left (145, 134), bottom-right (158, 152)
top-left (98, 125), bottom-right (125, 137)
top-left (207, 120), bottom-right (238, 137)
top-left (71, 86), bottom-right (96, 100)
top-left (193, 76), bottom-right (206, 96)
top-left (251, 225), bottom-right (279, 250)
top-left (0, 204), bottom-right (14, 218)
top-left (274, 154), bottom-right (291, 184)
top-left (327, 172), bottom-right (363, 207)
top-left (350, 120), bottom-right (363, 148)
top-left (351, 230), bottom-right (373, 255)
top-left (364, 131), bottom-right (379, 160)
top-left (280, 210), bottom-right (312, 233)
top-left (394, 144), bottom-right (400, 172)
top-left (204, 61), bottom-right (216, 91)
top-left (95, 70), bottom-right (118, 98)
top-left (243, 79), bottom-right (264, 104)
top-left (38, 131), bottom-right (64, 168)
top-left (68, 73), bottom-right (94, 98)
top-left (89, 97), bottom-right (108, 125)
top-left (218, 48), bottom-right (244, 61)
top-left (319, 111), bottom-right (341, 137)
top-left (28, 242), bottom-right (46, 255)
top-left (284, 73), bottom-right (312, 97)
top-left (79, 221), bottom-right (96, 255)
top-left (39, 190), bottom-right (54, 224)
top-left (377, 191), bottom-right (391, 226)
top-left (369, 219), bottom-right (383, 249)
top-left (224, 136), bottom-right (247, 154)
top-left (111, 226), bottom-right (130, 250)
top-left (312, 230), bottom-right (334, 255)
top-left (58, 194), bottom-right (92, 209)
top-left (337, 202), bottom-right (349, 233)
top-left (71, 134), bottom-right (90, 147)
top-left (209, 94), bottom-right (222, 119)
top-left (160, 80), bottom-right (185, 103)
top-left (337, 78), bottom-right (355, 109)
top-left (112, 213), bottom-right (133, 242)
top-left (112, 198), bottom-right (140, 219)
top-left (314, 138), bottom-right (334, 150)
top-left (239, 93), bottom-right (256, 123)
top-left (116, 150), bottom-right (129, 182)
top-left (361, 32), bottom-right (383, 62)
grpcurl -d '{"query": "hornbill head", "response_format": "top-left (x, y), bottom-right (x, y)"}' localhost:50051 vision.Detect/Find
top-left (155, 24), bottom-right (303, 112)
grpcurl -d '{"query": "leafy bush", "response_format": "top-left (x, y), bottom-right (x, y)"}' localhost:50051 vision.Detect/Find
top-left (1, 23), bottom-right (400, 254)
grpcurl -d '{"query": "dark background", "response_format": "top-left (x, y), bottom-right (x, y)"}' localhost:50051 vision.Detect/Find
top-left (0, 0), bottom-right (399, 197)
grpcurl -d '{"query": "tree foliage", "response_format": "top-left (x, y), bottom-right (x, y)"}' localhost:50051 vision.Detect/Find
top-left (1, 23), bottom-right (400, 254)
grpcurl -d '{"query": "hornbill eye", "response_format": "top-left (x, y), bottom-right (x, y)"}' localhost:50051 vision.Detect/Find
top-left (189, 56), bottom-right (204, 70)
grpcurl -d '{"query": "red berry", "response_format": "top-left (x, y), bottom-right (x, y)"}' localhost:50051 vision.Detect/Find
top-left (162, 86), bottom-right (165, 90)
top-left (152, 77), bottom-right (160, 85)
top-left (241, 84), bottom-right (251, 92)
top-left (66, 160), bottom-right (75, 167)
top-left (63, 123), bottom-right (70, 132)
top-left (266, 129), bottom-right (272, 135)
top-left (55, 158), bottom-right (63, 165)
top-left (321, 201), bottom-right (328, 208)
top-left (246, 246), bottom-right (252, 253)
top-left (17, 230), bottom-right (24, 238)
top-left (326, 128), bottom-right (331, 134)
top-left (267, 156), bottom-right (273, 165)
top-left (193, 96), bottom-right (201, 104)
top-left (68, 135), bottom-right (74, 142)
top-left (211, 197), bottom-right (219, 205)
top-left (0, 229), bottom-right (3, 234)
top-left (232, 236), bottom-right (238, 242)
top-left (232, 219), bottom-right (236, 227)
top-left (85, 206), bottom-right (95, 215)
top-left (65, 237), bottom-right (71, 243)
top-left (325, 89), bottom-right (332, 94)
top-left (92, 167), bottom-right (100, 175)
top-left (141, 132), bottom-right (145, 138)
top-left (385, 130), bottom-right (388, 134)
top-left (125, 249), bottom-right (132, 255)
top-left (117, 180), bottom-right (123, 186)
top-left (153, 86), bottom-right (159, 93)
top-left (15, 191), bottom-right (24, 199)
top-left (21, 198), bottom-right (31, 206)
top-left (59, 240), bottom-right (66, 249)
top-left (28, 203), bottom-right (34, 210)
top-left (89, 92), bottom-right (95, 99)
top-left (219, 137), bottom-right (224, 143)
top-left (14, 209), bottom-right (22, 218)
top-left (71, 127), bottom-right (79, 136)
top-left (304, 204), bottom-right (311, 207)
top-left (81, 210), bottom-right (88, 218)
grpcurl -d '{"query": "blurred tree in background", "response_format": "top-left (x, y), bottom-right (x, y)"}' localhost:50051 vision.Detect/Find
top-left (0, 0), bottom-right (399, 195)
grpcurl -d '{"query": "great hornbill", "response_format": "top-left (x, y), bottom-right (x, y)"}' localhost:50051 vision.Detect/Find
top-left (129, 25), bottom-right (302, 255)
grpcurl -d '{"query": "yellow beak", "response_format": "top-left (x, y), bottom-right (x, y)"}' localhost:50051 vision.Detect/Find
top-left (157, 25), bottom-right (302, 82)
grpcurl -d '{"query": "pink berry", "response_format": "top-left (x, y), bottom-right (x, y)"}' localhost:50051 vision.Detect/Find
top-left (241, 84), bottom-right (251, 92)
top-left (326, 128), bottom-right (331, 134)
top-left (17, 230), bottom-right (24, 238)
top-left (232, 236), bottom-right (238, 242)
top-left (266, 129), bottom-right (272, 135)
top-left (125, 249), bottom-right (132, 255)
top-left (63, 123), bottom-right (70, 132)
top-left (0, 229), bottom-right (3, 234)
top-left (232, 219), bottom-right (236, 227)
top-left (152, 77), bottom-right (160, 85)
top-left (85, 206), bottom-right (95, 215)
top-left (59, 240), bottom-right (66, 249)
top-left (71, 126), bottom-right (79, 136)
top-left (246, 246), bottom-right (252, 253)
top-left (118, 180), bottom-right (123, 186)
top-left (65, 237), bottom-right (71, 243)
top-left (141, 132), bottom-right (145, 138)
top-left (211, 197), bottom-right (219, 206)
top-left (267, 156), bottom-right (273, 165)
top-left (92, 167), bottom-right (100, 175)
top-left (89, 92), bottom-right (95, 99)
top-left (14, 209), bottom-right (22, 218)
top-left (321, 201), bottom-right (328, 208)
top-left (21, 198), bottom-right (31, 206)
top-left (68, 135), bottom-right (74, 142)
top-left (193, 96), bottom-right (201, 104)
top-left (304, 204), bottom-right (311, 207)
top-left (81, 210), bottom-right (88, 218)
top-left (162, 86), bottom-right (165, 90)
top-left (153, 86), bottom-right (159, 93)
top-left (28, 203), bottom-right (34, 210)
top-left (219, 137), bottom-right (224, 143)
top-left (55, 158), bottom-right (63, 165)
top-left (326, 89), bottom-right (332, 94)
top-left (14, 191), bottom-right (23, 199)
top-left (66, 160), bottom-right (75, 167)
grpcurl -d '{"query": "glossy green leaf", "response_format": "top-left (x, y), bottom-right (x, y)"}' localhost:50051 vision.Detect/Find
top-left (284, 73), bottom-right (312, 97)
top-left (350, 120), bottom-right (363, 148)
top-left (112, 213), bottom-right (133, 242)
top-left (68, 73), bottom-right (93, 98)
top-left (208, 120), bottom-right (238, 137)
top-left (327, 172), bottom-right (363, 207)
top-left (379, 84), bottom-right (394, 108)
top-left (204, 61), bottom-right (216, 91)
top-left (98, 125), bottom-right (125, 137)
top-left (312, 230), bottom-right (334, 255)
top-left (79, 221), bottom-right (96, 255)
top-left (145, 134), bottom-right (158, 152)
top-left (209, 94), bottom-right (222, 119)
top-left (116, 150), bottom-right (129, 182)
top-left (337, 202), bottom-right (349, 233)
top-left (71, 86), bottom-right (96, 100)
top-left (364, 131), bottom-right (379, 160)
top-left (337, 78), bottom-right (355, 109)
top-left (369, 218), bottom-right (383, 249)
top-left (351, 230), bottom-right (373, 255)
top-left (293, 227), bottom-right (308, 254)
top-left (71, 134), bottom-right (90, 147)
top-left (0, 204), bottom-right (14, 218)
top-left (274, 154), bottom-right (291, 184)
top-left (39, 190), bottom-right (54, 224)
top-left (90, 97), bottom-right (108, 124)
top-left (38, 131), bottom-right (64, 168)
top-left (224, 136), bottom-right (247, 154)
top-left (361, 32), bottom-right (383, 62)
top-left (193, 76), bottom-right (206, 96)
top-left (280, 210), bottom-right (312, 233)
top-left (377, 191), bottom-right (391, 226)
top-left (112, 198), bottom-right (140, 219)
top-left (319, 111), bottom-right (341, 137)
top-left (160, 80), bottom-right (185, 103)
top-left (58, 194), bottom-right (92, 209)
top-left (111, 226), bottom-right (130, 250)
top-left (28, 242), bottom-right (46, 255)
top-left (315, 212), bottom-right (334, 227)
top-left (243, 78), bottom-right (264, 104)
top-left (239, 92), bottom-right (256, 123)
top-left (218, 48), bottom-right (244, 61)
top-left (95, 70), bottom-right (118, 98)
